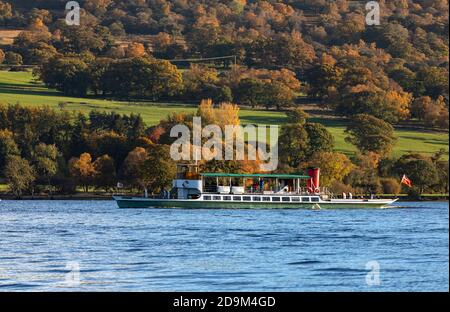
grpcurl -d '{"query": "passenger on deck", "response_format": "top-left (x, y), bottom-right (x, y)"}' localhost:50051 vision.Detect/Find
top-left (342, 193), bottom-right (347, 199)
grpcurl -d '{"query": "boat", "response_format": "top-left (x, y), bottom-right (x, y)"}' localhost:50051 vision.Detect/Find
top-left (113, 164), bottom-right (398, 209)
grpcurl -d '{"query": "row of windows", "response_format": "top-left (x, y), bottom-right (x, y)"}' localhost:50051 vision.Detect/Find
top-left (202, 195), bottom-right (320, 202)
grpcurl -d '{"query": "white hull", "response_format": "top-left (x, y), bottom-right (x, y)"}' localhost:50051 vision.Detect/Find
top-left (114, 195), bottom-right (398, 209)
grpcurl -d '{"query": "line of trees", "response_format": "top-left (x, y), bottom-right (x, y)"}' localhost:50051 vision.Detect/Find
top-left (0, 103), bottom-right (448, 197)
top-left (34, 55), bottom-right (302, 109)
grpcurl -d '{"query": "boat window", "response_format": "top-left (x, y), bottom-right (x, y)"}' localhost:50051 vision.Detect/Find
top-left (204, 196), bottom-right (212, 200)
top-left (272, 197), bottom-right (281, 202)
top-left (282, 197), bottom-right (290, 202)
top-left (292, 197), bottom-right (300, 202)
top-left (233, 196), bottom-right (242, 201)
top-left (243, 196), bottom-right (251, 201)
top-left (223, 196), bottom-right (231, 201)
top-left (213, 196), bottom-right (221, 200)
top-left (252, 196), bottom-right (261, 201)
top-left (301, 197), bottom-right (310, 202)
top-left (311, 197), bottom-right (320, 202)
top-left (262, 197), bottom-right (271, 202)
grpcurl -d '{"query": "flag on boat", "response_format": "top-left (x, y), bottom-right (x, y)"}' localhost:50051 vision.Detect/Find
top-left (401, 175), bottom-right (412, 187)
top-left (116, 182), bottom-right (124, 188)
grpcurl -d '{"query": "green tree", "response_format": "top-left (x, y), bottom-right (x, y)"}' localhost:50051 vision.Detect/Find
top-left (4, 155), bottom-right (36, 197)
top-left (0, 129), bottom-right (20, 174)
top-left (4, 52), bottom-right (23, 65)
top-left (394, 154), bottom-right (440, 194)
top-left (279, 123), bottom-right (309, 168)
top-left (37, 56), bottom-right (91, 96)
top-left (102, 57), bottom-right (183, 99)
top-left (31, 143), bottom-right (59, 192)
top-left (141, 145), bottom-right (176, 194)
top-left (345, 114), bottom-right (397, 156)
top-left (234, 78), bottom-right (266, 108)
top-left (286, 108), bottom-right (309, 125)
top-left (415, 66), bottom-right (449, 99)
top-left (304, 123), bottom-right (335, 157)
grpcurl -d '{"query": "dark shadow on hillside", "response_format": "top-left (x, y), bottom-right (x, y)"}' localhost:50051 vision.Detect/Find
top-left (0, 82), bottom-right (59, 97)
top-left (308, 117), bottom-right (349, 127)
top-left (241, 115), bottom-right (287, 125)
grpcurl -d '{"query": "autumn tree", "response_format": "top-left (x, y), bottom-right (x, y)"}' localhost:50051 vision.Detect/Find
top-left (307, 152), bottom-right (354, 187)
top-left (69, 153), bottom-right (97, 192)
top-left (122, 147), bottom-right (148, 190)
top-left (94, 154), bottom-right (116, 192)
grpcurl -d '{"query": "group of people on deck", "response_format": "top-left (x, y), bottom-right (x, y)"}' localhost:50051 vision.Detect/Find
top-left (342, 193), bottom-right (376, 199)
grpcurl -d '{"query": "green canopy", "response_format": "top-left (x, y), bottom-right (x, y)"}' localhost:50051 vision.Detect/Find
top-left (200, 173), bottom-right (310, 179)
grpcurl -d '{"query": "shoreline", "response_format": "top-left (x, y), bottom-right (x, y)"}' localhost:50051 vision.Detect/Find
top-left (0, 194), bottom-right (448, 202)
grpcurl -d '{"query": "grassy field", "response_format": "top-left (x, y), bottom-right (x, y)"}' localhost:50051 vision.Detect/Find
top-left (0, 70), bottom-right (448, 159)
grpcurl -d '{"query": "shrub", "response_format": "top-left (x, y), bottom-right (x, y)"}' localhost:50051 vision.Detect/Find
top-left (381, 178), bottom-right (401, 195)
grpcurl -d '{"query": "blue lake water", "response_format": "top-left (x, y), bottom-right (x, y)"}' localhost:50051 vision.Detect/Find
top-left (0, 200), bottom-right (448, 291)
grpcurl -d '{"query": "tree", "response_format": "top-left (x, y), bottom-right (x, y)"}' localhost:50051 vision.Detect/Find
top-left (234, 78), bottom-right (266, 108)
top-left (4, 52), bottom-right (23, 65)
top-left (0, 48), bottom-right (5, 63)
top-left (264, 81), bottom-right (295, 110)
top-left (286, 108), bottom-right (309, 125)
top-left (394, 154), bottom-right (440, 194)
top-left (304, 123), bottom-right (335, 157)
top-left (306, 64), bottom-right (343, 99)
top-left (32, 143), bottom-right (59, 192)
top-left (4, 155), bottom-right (36, 197)
top-left (122, 147), bottom-right (148, 190)
top-left (125, 42), bottom-right (147, 58)
top-left (0, 1), bottom-right (12, 25)
top-left (337, 89), bottom-right (411, 123)
top-left (381, 178), bottom-right (401, 195)
top-left (345, 153), bottom-right (382, 194)
top-left (68, 153), bottom-right (97, 192)
top-left (279, 123), bottom-right (309, 168)
top-left (102, 57), bottom-right (183, 99)
top-left (37, 57), bottom-right (91, 96)
top-left (345, 114), bottom-right (396, 156)
top-left (0, 129), bottom-right (20, 174)
top-left (412, 96), bottom-right (449, 129)
top-left (307, 152), bottom-right (354, 187)
top-left (141, 145), bottom-right (176, 194)
top-left (415, 66), bottom-right (449, 99)
top-left (94, 154), bottom-right (116, 192)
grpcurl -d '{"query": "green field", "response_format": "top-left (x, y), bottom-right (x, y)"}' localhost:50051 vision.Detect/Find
top-left (0, 70), bottom-right (448, 159)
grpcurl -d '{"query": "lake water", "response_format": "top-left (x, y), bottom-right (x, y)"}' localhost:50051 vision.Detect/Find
top-left (0, 200), bottom-right (448, 292)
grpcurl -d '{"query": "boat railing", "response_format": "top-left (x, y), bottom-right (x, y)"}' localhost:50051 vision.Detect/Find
top-left (203, 185), bottom-right (334, 196)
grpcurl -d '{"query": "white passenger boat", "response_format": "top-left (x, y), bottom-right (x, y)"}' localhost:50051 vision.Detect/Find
top-left (114, 164), bottom-right (398, 209)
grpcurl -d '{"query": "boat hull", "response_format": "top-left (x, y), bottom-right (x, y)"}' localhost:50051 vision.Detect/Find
top-left (113, 196), bottom-right (398, 209)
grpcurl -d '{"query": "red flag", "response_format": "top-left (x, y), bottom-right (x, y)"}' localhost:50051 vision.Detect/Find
top-left (401, 175), bottom-right (412, 187)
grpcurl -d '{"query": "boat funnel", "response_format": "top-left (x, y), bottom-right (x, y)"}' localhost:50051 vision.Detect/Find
top-left (307, 167), bottom-right (320, 193)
